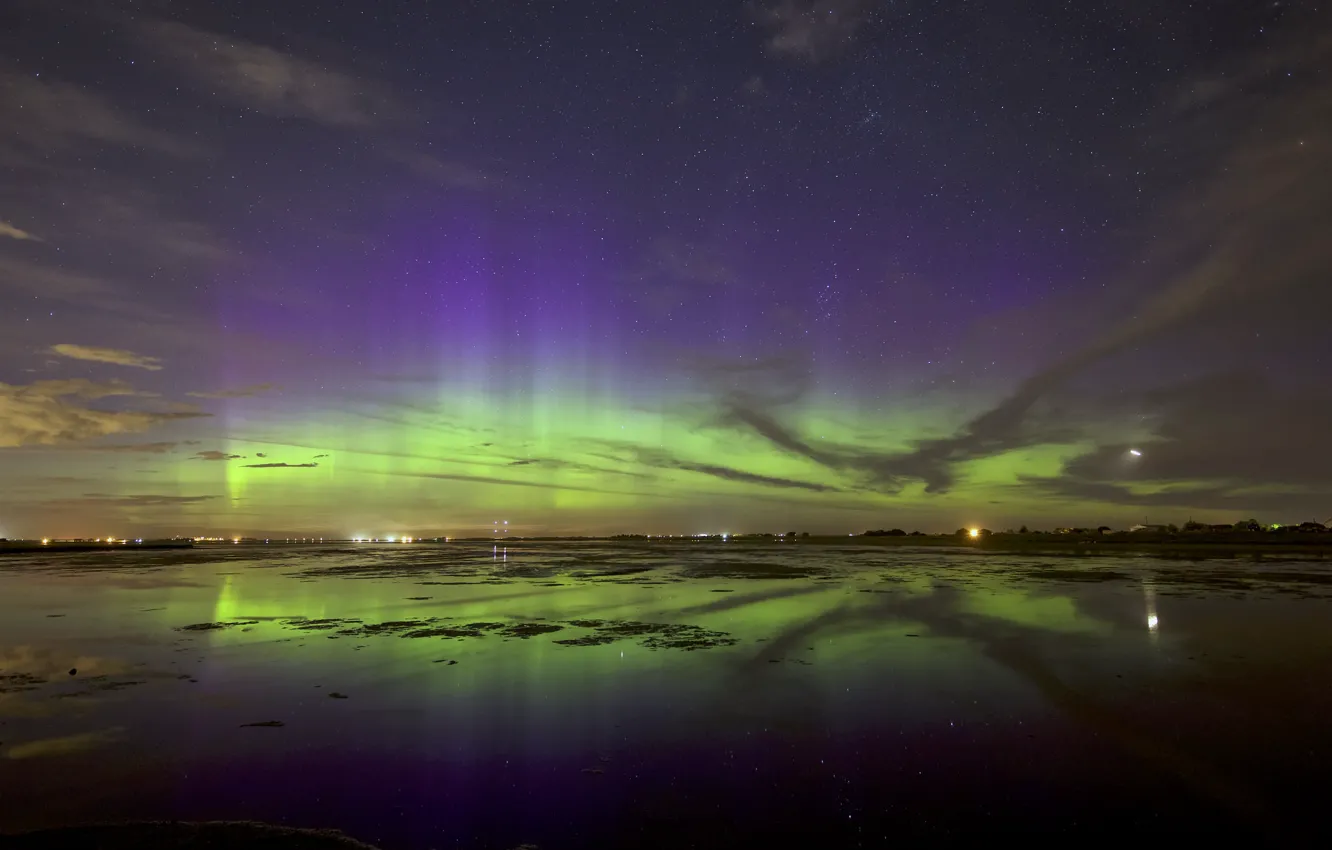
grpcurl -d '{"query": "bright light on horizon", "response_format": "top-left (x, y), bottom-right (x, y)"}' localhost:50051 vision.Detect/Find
top-left (968, 528), bottom-right (980, 538)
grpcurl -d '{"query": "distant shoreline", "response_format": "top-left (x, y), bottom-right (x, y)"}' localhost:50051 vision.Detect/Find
top-left (3, 534), bottom-right (1331, 559)
top-left (799, 534), bottom-right (1332, 558)
top-left (615, 534), bottom-right (1332, 558)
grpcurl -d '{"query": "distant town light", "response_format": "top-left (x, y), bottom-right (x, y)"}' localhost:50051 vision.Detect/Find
top-left (41, 538), bottom-right (49, 545)
top-left (1129, 449), bottom-right (1142, 457)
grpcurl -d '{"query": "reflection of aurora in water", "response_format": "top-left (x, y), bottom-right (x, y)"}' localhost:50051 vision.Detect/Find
top-left (3, 543), bottom-right (1332, 846)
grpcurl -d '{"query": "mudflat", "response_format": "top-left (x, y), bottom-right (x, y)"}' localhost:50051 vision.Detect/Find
top-left (2, 541), bottom-right (1330, 848)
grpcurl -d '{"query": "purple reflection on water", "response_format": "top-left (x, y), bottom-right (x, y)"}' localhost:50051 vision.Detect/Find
top-left (3, 543), bottom-right (1331, 846)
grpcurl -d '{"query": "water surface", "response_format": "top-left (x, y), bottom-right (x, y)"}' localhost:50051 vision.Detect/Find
top-left (2, 542), bottom-right (1330, 847)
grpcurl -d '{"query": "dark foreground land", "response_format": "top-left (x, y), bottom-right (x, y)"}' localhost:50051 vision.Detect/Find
top-left (2, 541), bottom-right (1330, 848)
top-left (0, 540), bottom-right (192, 555)
top-left (4, 821), bottom-right (379, 849)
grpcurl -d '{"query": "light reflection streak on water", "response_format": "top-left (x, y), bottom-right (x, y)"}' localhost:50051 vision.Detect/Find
top-left (1143, 577), bottom-right (1159, 645)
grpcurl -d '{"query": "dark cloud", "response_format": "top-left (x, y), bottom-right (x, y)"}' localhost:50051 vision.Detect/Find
top-left (713, 27), bottom-right (1332, 499)
top-left (501, 454), bottom-right (654, 480)
top-left (312, 453), bottom-right (329, 459)
top-left (74, 493), bottom-right (218, 507)
top-left (1021, 477), bottom-right (1318, 517)
top-left (1027, 373), bottom-right (1332, 515)
top-left (703, 354), bottom-right (1078, 493)
top-left (193, 450), bottom-right (242, 461)
top-left (720, 402), bottom-right (850, 469)
top-left (255, 452), bottom-right (267, 458)
top-left (243, 461), bottom-right (318, 468)
top-left (1075, 374), bottom-right (1332, 488)
top-left (876, 28), bottom-right (1332, 487)
top-left (602, 439), bottom-right (838, 492)
top-left (186, 383), bottom-right (276, 399)
top-left (84, 441), bottom-right (181, 454)
top-left (659, 456), bottom-right (837, 492)
top-left (694, 352), bottom-right (814, 410)
top-left (692, 354), bottom-right (877, 481)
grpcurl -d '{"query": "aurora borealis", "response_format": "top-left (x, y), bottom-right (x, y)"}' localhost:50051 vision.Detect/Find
top-left (2, 1), bottom-right (1331, 537)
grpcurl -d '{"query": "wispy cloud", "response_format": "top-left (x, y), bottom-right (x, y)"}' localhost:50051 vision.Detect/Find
top-left (708, 26), bottom-right (1332, 499)
top-left (0, 255), bottom-right (124, 311)
top-left (850, 26), bottom-right (1332, 492)
top-left (755, 0), bottom-right (875, 63)
top-left (0, 221), bottom-right (41, 241)
top-left (77, 192), bottom-right (233, 265)
top-left (187, 383), bottom-right (275, 399)
top-left (136, 21), bottom-right (403, 127)
top-left (503, 455), bottom-right (653, 479)
top-left (83, 441), bottom-right (182, 454)
top-left (630, 445), bottom-right (838, 492)
top-left (0, 71), bottom-right (192, 159)
top-left (623, 237), bottom-right (741, 315)
top-left (385, 149), bottom-right (497, 191)
top-left (73, 494), bottom-right (219, 507)
top-left (130, 21), bottom-right (498, 197)
top-left (383, 469), bottom-right (651, 498)
top-left (50, 344), bottom-right (163, 371)
top-left (0, 379), bottom-right (208, 447)
top-left (5, 728), bottom-right (124, 760)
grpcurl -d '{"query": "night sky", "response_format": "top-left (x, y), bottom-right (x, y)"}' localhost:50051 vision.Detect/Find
top-left (1, 0), bottom-right (1329, 538)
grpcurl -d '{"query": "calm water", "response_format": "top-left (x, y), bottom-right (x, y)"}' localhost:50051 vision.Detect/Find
top-left (2, 542), bottom-right (1331, 847)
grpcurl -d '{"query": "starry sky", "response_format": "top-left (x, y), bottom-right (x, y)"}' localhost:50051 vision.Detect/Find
top-left (1, 0), bottom-right (1329, 538)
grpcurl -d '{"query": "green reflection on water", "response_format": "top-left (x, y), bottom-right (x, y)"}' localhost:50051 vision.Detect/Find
top-left (960, 586), bottom-right (1108, 634)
